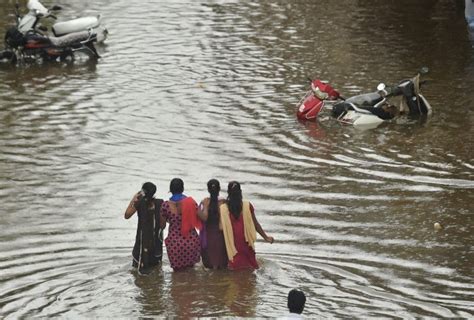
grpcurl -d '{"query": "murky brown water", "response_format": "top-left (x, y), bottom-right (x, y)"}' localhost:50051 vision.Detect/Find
top-left (0, 0), bottom-right (473, 318)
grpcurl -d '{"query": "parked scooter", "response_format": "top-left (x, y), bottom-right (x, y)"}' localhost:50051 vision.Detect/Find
top-left (466, 0), bottom-right (474, 28)
top-left (0, 1), bottom-right (100, 64)
top-left (19, 0), bottom-right (108, 43)
top-left (466, 0), bottom-right (474, 40)
top-left (296, 68), bottom-right (432, 128)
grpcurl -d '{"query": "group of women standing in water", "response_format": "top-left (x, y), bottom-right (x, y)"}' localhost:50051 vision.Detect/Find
top-left (124, 178), bottom-right (274, 274)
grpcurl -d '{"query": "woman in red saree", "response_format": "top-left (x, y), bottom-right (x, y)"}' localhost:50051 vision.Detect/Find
top-left (219, 181), bottom-right (274, 270)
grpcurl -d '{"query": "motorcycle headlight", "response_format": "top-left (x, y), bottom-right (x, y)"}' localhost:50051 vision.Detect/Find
top-left (312, 85), bottom-right (329, 100)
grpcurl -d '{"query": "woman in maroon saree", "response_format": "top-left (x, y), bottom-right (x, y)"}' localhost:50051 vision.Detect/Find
top-left (198, 179), bottom-right (228, 269)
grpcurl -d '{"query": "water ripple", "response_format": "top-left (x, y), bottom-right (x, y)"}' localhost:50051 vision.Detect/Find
top-left (0, 0), bottom-right (473, 318)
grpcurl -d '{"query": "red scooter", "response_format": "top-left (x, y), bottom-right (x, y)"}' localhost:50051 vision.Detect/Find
top-left (296, 79), bottom-right (341, 120)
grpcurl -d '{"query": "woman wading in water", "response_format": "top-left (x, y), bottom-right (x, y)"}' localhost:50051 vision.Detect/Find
top-left (124, 182), bottom-right (164, 274)
top-left (160, 178), bottom-right (202, 271)
top-left (198, 179), bottom-right (228, 269)
top-left (220, 181), bottom-right (274, 270)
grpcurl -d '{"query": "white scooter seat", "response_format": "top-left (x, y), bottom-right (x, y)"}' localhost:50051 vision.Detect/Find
top-left (349, 103), bottom-right (374, 114)
top-left (49, 30), bottom-right (91, 47)
top-left (53, 16), bottom-right (101, 37)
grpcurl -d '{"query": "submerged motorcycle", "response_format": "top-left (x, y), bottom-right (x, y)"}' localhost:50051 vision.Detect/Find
top-left (0, 1), bottom-right (101, 64)
top-left (296, 69), bottom-right (432, 127)
top-left (20, 0), bottom-right (108, 43)
top-left (296, 79), bottom-right (341, 120)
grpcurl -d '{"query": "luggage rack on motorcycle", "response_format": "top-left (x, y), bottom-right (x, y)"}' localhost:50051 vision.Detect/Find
top-left (73, 28), bottom-right (100, 58)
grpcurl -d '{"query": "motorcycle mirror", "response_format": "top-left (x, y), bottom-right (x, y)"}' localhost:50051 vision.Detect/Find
top-left (376, 83), bottom-right (386, 91)
top-left (51, 5), bottom-right (62, 11)
top-left (419, 66), bottom-right (429, 75)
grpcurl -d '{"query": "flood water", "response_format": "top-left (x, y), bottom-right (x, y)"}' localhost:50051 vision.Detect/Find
top-left (0, 0), bottom-right (473, 318)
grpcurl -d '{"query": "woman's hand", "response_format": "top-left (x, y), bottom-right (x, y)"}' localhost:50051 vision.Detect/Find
top-left (133, 191), bottom-right (143, 203)
top-left (265, 236), bottom-right (274, 244)
top-left (124, 191), bottom-right (141, 219)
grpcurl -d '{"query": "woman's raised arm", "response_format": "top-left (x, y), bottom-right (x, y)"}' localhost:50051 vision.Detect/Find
top-left (124, 193), bottom-right (140, 219)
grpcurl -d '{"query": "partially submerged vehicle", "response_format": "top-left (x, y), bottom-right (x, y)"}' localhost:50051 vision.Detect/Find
top-left (296, 68), bottom-right (432, 129)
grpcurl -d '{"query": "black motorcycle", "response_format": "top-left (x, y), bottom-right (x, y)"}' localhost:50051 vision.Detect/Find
top-left (0, 2), bottom-right (100, 65)
top-left (331, 68), bottom-right (432, 127)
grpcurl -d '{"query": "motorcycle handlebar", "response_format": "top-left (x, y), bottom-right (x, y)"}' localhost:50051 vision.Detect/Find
top-left (386, 79), bottom-right (428, 97)
top-left (388, 86), bottom-right (403, 97)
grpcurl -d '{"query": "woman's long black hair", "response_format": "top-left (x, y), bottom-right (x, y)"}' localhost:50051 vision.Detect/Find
top-left (207, 179), bottom-right (220, 224)
top-left (137, 182), bottom-right (156, 212)
top-left (226, 181), bottom-right (242, 219)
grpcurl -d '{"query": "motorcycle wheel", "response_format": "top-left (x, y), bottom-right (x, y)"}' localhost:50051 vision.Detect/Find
top-left (0, 51), bottom-right (17, 65)
top-left (59, 49), bottom-right (74, 63)
top-left (78, 42), bottom-right (100, 59)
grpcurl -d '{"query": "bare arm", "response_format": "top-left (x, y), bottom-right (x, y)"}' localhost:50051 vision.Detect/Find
top-left (250, 204), bottom-right (274, 244)
top-left (197, 198), bottom-right (209, 222)
top-left (124, 193), bottom-right (140, 219)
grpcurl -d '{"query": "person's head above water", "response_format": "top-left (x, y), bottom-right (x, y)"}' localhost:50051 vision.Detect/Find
top-left (227, 181), bottom-right (241, 198)
top-left (207, 178), bottom-right (220, 195)
top-left (169, 178), bottom-right (184, 195)
top-left (141, 182), bottom-right (156, 199)
top-left (288, 289), bottom-right (306, 314)
top-left (207, 179), bottom-right (221, 224)
top-left (226, 181), bottom-right (243, 218)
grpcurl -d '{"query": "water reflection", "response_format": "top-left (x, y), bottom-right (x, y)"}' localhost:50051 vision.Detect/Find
top-left (217, 271), bottom-right (258, 317)
top-left (132, 268), bottom-right (166, 317)
top-left (132, 267), bottom-right (258, 318)
top-left (299, 120), bottom-right (328, 141)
